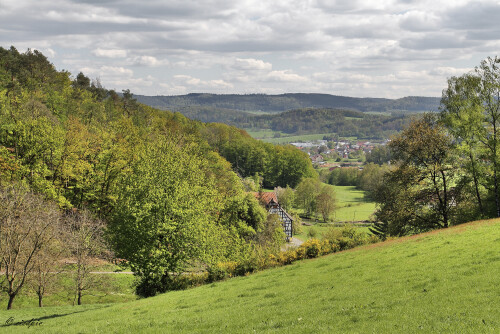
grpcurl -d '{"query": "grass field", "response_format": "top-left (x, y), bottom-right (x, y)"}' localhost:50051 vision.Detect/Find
top-left (2, 219), bottom-right (499, 333)
top-left (244, 129), bottom-right (334, 144)
top-left (293, 222), bottom-right (371, 242)
top-left (292, 185), bottom-right (376, 241)
top-left (333, 185), bottom-right (376, 222)
top-left (0, 266), bottom-right (136, 310)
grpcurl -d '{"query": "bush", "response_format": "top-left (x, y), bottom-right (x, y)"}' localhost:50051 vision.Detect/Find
top-left (292, 215), bottom-right (303, 235)
top-left (307, 227), bottom-right (318, 239)
top-left (207, 261), bottom-right (238, 282)
top-left (322, 225), bottom-right (379, 251)
top-left (299, 238), bottom-right (322, 258)
top-left (277, 249), bottom-right (297, 265)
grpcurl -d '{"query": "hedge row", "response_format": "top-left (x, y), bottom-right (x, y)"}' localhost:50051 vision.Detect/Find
top-left (163, 226), bottom-right (380, 291)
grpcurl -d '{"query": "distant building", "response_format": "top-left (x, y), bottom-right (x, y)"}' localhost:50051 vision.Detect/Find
top-left (253, 192), bottom-right (293, 241)
top-left (310, 154), bottom-right (324, 163)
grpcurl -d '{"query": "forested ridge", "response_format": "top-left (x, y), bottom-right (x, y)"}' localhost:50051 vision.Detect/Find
top-left (135, 94), bottom-right (436, 138)
top-left (135, 93), bottom-right (440, 113)
top-left (0, 46), bottom-right (316, 305)
top-left (159, 106), bottom-right (410, 138)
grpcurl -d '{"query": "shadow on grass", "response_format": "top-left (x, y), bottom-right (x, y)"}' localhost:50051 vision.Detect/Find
top-left (1, 304), bottom-right (111, 327)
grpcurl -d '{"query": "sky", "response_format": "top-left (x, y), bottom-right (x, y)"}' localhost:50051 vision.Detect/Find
top-left (1, 0), bottom-right (500, 98)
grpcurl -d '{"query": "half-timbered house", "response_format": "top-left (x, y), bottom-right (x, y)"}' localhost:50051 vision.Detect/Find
top-left (254, 192), bottom-right (293, 241)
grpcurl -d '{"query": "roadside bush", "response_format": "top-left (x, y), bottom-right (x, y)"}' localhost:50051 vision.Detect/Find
top-left (234, 258), bottom-right (259, 276)
top-left (300, 238), bottom-right (322, 258)
top-left (207, 261), bottom-right (238, 282)
top-left (322, 225), bottom-right (376, 251)
top-left (277, 249), bottom-right (297, 265)
top-left (159, 226), bottom-right (382, 294)
top-left (321, 240), bottom-right (332, 255)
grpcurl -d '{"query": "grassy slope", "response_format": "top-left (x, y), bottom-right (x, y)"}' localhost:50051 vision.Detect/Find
top-left (2, 220), bottom-right (500, 333)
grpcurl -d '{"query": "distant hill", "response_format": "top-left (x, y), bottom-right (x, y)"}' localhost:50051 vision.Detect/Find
top-left (133, 93), bottom-right (439, 139)
top-left (134, 93), bottom-right (441, 114)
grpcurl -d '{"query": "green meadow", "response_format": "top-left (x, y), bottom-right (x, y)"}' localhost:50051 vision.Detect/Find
top-left (332, 185), bottom-right (376, 222)
top-left (2, 219), bottom-right (499, 333)
top-left (294, 185), bottom-right (376, 241)
top-left (0, 270), bottom-right (136, 310)
top-left (249, 132), bottom-right (333, 144)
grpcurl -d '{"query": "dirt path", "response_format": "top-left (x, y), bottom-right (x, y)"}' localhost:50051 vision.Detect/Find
top-left (90, 271), bottom-right (134, 274)
top-left (281, 237), bottom-right (303, 250)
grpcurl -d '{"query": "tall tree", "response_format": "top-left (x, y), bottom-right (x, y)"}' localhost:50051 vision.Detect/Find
top-left (475, 57), bottom-right (500, 217)
top-left (109, 136), bottom-right (225, 296)
top-left (375, 114), bottom-right (458, 236)
top-left (65, 209), bottom-right (106, 306)
top-left (295, 178), bottom-right (322, 218)
top-left (0, 184), bottom-right (62, 309)
top-left (316, 185), bottom-right (336, 223)
top-left (440, 73), bottom-right (486, 216)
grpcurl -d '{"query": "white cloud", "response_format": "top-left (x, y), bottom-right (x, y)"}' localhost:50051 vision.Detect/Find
top-left (92, 48), bottom-right (127, 58)
top-left (266, 70), bottom-right (308, 83)
top-left (129, 55), bottom-right (167, 66)
top-left (232, 58), bottom-right (272, 71)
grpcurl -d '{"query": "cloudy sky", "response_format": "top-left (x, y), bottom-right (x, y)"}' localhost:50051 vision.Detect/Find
top-left (1, 0), bottom-right (499, 98)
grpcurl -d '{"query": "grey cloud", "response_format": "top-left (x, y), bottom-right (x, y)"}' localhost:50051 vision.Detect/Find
top-left (324, 23), bottom-right (398, 39)
top-left (443, 2), bottom-right (500, 31)
top-left (399, 11), bottom-right (441, 32)
top-left (67, 0), bottom-right (235, 20)
top-left (399, 33), bottom-right (479, 50)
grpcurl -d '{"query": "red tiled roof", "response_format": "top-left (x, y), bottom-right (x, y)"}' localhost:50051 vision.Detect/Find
top-left (252, 192), bottom-right (278, 205)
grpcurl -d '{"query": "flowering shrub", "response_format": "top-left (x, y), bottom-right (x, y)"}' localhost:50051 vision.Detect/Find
top-left (300, 238), bottom-right (322, 258)
top-left (166, 227), bottom-right (381, 292)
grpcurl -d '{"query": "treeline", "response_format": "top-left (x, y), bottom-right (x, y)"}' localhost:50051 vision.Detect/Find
top-left (0, 46), bottom-right (315, 306)
top-left (201, 123), bottom-right (316, 188)
top-left (371, 56), bottom-right (500, 238)
top-left (135, 93), bottom-right (440, 113)
top-left (159, 106), bottom-right (410, 139)
top-left (261, 108), bottom-right (408, 137)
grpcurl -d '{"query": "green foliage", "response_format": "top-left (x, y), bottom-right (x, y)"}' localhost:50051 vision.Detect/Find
top-left (307, 227), bottom-right (318, 238)
top-left (206, 123), bottom-right (315, 188)
top-left (109, 137), bottom-right (224, 294)
top-left (295, 177), bottom-right (321, 217)
top-left (291, 213), bottom-right (303, 235)
top-left (322, 225), bottom-right (375, 251)
top-left (275, 185), bottom-right (295, 211)
top-left (365, 145), bottom-right (392, 165)
top-left (374, 114), bottom-right (458, 237)
top-left (218, 193), bottom-right (267, 238)
top-left (0, 46), bottom-right (305, 300)
top-left (328, 167), bottom-right (359, 186)
top-left (316, 185), bottom-right (336, 222)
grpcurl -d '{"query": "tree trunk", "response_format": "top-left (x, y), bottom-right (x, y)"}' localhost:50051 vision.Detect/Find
top-left (441, 170), bottom-right (449, 228)
top-left (38, 293), bottom-right (43, 308)
top-left (493, 117), bottom-right (500, 217)
top-left (7, 294), bottom-right (16, 310)
top-left (77, 290), bottom-right (82, 305)
top-left (470, 150), bottom-right (484, 215)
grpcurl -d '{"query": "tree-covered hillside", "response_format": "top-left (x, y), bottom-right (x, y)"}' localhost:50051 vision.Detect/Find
top-left (135, 93), bottom-right (440, 113)
top-left (135, 95), bottom-right (428, 138)
top-left (0, 46), bottom-right (316, 303)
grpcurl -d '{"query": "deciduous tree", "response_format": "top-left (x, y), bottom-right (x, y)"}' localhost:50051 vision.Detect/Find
top-left (0, 184), bottom-right (62, 309)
